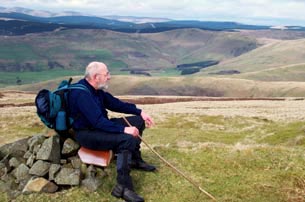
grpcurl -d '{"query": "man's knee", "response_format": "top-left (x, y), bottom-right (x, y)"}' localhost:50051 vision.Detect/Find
top-left (130, 116), bottom-right (145, 134)
top-left (118, 135), bottom-right (137, 152)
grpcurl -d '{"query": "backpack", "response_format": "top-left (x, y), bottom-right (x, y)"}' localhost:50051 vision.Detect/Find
top-left (35, 78), bottom-right (89, 134)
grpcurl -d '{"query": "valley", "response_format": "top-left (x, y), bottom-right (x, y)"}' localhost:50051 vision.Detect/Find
top-left (1, 28), bottom-right (305, 97)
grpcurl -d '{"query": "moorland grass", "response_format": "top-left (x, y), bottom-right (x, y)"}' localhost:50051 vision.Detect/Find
top-left (0, 108), bottom-right (305, 201)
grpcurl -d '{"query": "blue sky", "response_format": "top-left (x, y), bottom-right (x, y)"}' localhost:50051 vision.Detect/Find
top-left (2, 0), bottom-right (305, 26)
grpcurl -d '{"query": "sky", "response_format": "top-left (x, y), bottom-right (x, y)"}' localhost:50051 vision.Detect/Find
top-left (2, 0), bottom-right (305, 26)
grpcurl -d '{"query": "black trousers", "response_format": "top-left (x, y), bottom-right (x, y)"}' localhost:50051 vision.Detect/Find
top-left (74, 115), bottom-right (145, 155)
top-left (74, 115), bottom-right (145, 189)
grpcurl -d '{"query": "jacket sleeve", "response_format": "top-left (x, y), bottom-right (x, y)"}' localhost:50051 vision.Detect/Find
top-left (76, 92), bottom-right (125, 133)
top-left (103, 92), bottom-right (142, 115)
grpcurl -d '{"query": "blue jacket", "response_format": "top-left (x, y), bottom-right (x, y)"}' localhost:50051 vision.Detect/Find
top-left (68, 79), bottom-right (141, 133)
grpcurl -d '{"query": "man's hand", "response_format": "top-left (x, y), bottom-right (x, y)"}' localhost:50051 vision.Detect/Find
top-left (141, 111), bottom-right (154, 128)
top-left (124, 126), bottom-right (139, 138)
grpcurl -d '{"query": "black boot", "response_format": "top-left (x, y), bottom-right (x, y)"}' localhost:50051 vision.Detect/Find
top-left (113, 150), bottom-right (144, 202)
top-left (131, 150), bottom-right (156, 172)
top-left (111, 184), bottom-right (144, 202)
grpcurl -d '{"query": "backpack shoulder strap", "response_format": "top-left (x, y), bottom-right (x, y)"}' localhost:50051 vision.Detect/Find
top-left (68, 83), bottom-right (90, 93)
top-left (53, 83), bottom-right (90, 94)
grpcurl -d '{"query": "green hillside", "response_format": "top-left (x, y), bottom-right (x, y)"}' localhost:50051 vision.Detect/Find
top-left (231, 63), bottom-right (305, 81)
top-left (2, 29), bottom-right (305, 92)
top-left (199, 38), bottom-right (305, 81)
top-left (0, 29), bottom-right (257, 71)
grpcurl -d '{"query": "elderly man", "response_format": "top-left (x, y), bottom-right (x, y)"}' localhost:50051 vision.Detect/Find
top-left (68, 61), bottom-right (156, 202)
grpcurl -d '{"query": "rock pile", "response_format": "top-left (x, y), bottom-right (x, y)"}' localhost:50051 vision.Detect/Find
top-left (0, 134), bottom-right (110, 199)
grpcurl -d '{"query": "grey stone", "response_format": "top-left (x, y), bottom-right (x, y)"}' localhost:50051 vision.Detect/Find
top-left (29, 160), bottom-right (51, 176)
top-left (61, 138), bottom-right (80, 157)
top-left (9, 157), bottom-right (21, 168)
top-left (33, 144), bottom-right (41, 154)
top-left (49, 164), bottom-right (61, 181)
top-left (81, 176), bottom-right (101, 192)
top-left (26, 154), bottom-right (35, 167)
top-left (86, 165), bottom-right (97, 178)
top-left (22, 177), bottom-right (58, 194)
top-left (0, 155), bottom-right (10, 177)
top-left (0, 138), bottom-right (29, 158)
top-left (36, 135), bottom-right (60, 164)
top-left (23, 150), bottom-right (32, 159)
top-left (18, 179), bottom-right (29, 191)
top-left (54, 168), bottom-right (80, 185)
top-left (0, 154), bottom-right (9, 164)
top-left (69, 156), bottom-right (82, 169)
top-left (0, 133), bottom-right (112, 195)
top-left (27, 135), bottom-right (46, 153)
top-left (13, 163), bottom-right (30, 182)
top-left (0, 162), bottom-right (8, 178)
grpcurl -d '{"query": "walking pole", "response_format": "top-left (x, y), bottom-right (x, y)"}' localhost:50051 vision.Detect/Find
top-left (123, 117), bottom-right (216, 201)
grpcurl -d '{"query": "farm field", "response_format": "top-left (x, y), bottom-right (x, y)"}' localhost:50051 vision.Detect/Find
top-left (0, 91), bottom-right (305, 201)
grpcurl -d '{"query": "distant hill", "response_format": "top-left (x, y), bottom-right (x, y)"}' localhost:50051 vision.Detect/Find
top-left (2, 26), bottom-right (305, 88)
top-left (0, 28), bottom-right (259, 73)
top-left (0, 10), bottom-right (278, 36)
top-left (3, 6), bottom-right (305, 35)
top-left (2, 7), bottom-right (305, 92)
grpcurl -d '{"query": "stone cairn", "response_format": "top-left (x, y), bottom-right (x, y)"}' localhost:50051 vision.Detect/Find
top-left (0, 134), bottom-right (110, 199)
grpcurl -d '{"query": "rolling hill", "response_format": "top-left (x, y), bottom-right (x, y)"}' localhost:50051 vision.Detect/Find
top-left (5, 75), bottom-right (305, 98)
top-left (199, 38), bottom-right (305, 81)
top-left (2, 7), bottom-right (305, 96)
top-left (0, 28), bottom-right (259, 72)
top-left (2, 27), bottom-right (305, 95)
top-left (0, 11), bottom-right (273, 35)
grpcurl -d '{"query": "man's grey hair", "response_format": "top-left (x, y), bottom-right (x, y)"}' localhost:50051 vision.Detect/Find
top-left (85, 61), bottom-right (105, 79)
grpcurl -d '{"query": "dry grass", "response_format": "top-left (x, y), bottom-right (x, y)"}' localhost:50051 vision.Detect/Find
top-left (1, 91), bottom-right (305, 146)
top-left (1, 91), bottom-right (305, 201)
top-left (7, 75), bottom-right (305, 97)
top-left (138, 99), bottom-right (305, 122)
top-left (0, 91), bottom-right (305, 144)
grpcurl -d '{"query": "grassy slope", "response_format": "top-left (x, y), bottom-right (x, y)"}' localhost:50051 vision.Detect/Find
top-left (0, 29), bottom-right (257, 71)
top-left (5, 75), bottom-right (305, 97)
top-left (2, 29), bottom-right (305, 96)
top-left (230, 63), bottom-right (305, 81)
top-left (199, 38), bottom-right (305, 81)
top-left (1, 93), bottom-right (305, 202)
top-left (0, 28), bottom-right (260, 87)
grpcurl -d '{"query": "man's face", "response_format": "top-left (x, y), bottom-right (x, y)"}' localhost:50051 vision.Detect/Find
top-left (96, 68), bottom-right (111, 90)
